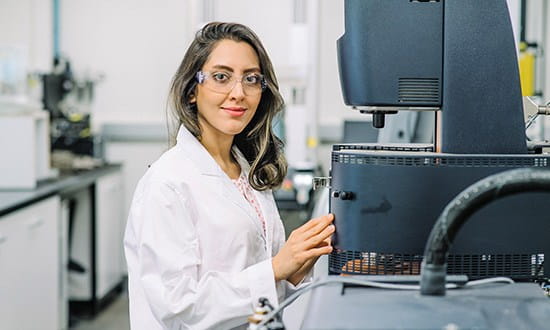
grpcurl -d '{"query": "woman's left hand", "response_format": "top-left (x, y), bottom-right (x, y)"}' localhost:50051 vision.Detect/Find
top-left (287, 228), bottom-right (332, 285)
top-left (272, 214), bottom-right (335, 284)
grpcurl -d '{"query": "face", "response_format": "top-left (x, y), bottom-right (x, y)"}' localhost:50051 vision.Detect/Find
top-left (192, 39), bottom-right (262, 141)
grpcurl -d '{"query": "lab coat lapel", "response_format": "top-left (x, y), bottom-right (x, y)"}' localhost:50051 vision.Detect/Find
top-left (233, 149), bottom-right (273, 251)
top-left (220, 178), bottom-right (267, 246)
top-left (175, 125), bottom-right (220, 177)
top-left (252, 190), bottom-right (275, 256)
top-left (176, 125), bottom-right (265, 239)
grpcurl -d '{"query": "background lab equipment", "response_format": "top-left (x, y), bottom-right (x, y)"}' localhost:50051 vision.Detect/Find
top-left (0, 105), bottom-right (54, 189)
top-left (297, 0), bottom-right (550, 329)
top-left (42, 56), bottom-right (99, 162)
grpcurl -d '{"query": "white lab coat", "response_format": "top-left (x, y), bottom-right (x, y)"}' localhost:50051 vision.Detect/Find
top-left (124, 125), bottom-right (306, 330)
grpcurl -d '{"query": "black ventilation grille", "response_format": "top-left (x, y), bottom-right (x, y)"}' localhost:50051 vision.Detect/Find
top-left (398, 77), bottom-right (440, 103)
top-left (329, 249), bottom-right (545, 281)
top-left (332, 144), bottom-right (434, 153)
top-left (332, 153), bottom-right (550, 168)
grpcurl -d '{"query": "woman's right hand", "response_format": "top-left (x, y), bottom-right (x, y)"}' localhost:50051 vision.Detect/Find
top-left (272, 214), bottom-right (335, 282)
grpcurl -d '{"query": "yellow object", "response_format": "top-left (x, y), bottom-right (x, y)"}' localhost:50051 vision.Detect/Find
top-left (69, 113), bottom-right (84, 122)
top-left (519, 42), bottom-right (536, 96)
top-left (79, 128), bottom-right (91, 138)
top-left (307, 136), bottom-right (318, 148)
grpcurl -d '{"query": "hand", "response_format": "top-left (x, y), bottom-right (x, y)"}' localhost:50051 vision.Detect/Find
top-left (272, 214), bottom-right (335, 283)
top-left (287, 232), bottom-right (332, 285)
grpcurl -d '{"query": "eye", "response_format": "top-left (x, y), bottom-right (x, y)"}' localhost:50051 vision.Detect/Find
top-left (243, 74), bottom-right (261, 85)
top-left (211, 72), bottom-right (230, 83)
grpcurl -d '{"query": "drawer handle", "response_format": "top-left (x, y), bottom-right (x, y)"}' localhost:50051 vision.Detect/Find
top-left (0, 234), bottom-right (7, 245)
top-left (27, 218), bottom-right (45, 229)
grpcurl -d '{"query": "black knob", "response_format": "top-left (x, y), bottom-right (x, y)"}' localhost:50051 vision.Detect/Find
top-left (340, 191), bottom-right (354, 200)
top-left (332, 190), bottom-right (354, 200)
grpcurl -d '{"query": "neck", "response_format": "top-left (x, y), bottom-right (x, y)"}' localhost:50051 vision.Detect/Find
top-left (198, 125), bottom-right (240, 179)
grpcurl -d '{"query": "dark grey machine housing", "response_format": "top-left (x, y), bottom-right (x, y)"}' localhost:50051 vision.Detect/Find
top-left (338, 0), bottom-right (526, 154)
top-left (338, 0), bottom-right (443, 108)
top-left (300, 2), bottom-right (550, 329)
top-left (330, 0), bottom-right (546, 280)
top-left (329, 145), bottom-right (550, 281)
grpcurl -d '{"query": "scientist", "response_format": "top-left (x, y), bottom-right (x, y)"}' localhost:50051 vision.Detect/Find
top-left (124, 22), bottom-right (335, 329)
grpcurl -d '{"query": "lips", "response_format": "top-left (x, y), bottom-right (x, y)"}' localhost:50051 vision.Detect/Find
top-left (221, 106), bottom-right (247, 117)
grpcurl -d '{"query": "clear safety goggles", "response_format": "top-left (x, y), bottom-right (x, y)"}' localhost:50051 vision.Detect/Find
top-left (196, 71), bottom-right (267, 96)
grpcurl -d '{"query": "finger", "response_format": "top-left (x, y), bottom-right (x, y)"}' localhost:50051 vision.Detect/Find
top-left (303, 214), bottom-right (334, 238)
top-left (316, 240), bottom-right (329, 248)
top-left (295, 214), bottom-right (332, 233)
top-left (306, 224), bottom-right (335, 248)
top-left (305, 245), bottom-right (333, 259)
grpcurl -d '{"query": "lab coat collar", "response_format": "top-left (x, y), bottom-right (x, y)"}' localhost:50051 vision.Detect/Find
top-left (176, 124), bottom-right (239, 176)
top-left (175, 124), bottom-right (253, 176)
top-left (175, 125), bottom-right (269, 247)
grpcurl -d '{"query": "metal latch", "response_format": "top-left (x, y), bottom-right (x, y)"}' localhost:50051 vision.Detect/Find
top-left (523, 96), bottom-right (550, 128)
top-left (313, 176), bottom-right (331, 190)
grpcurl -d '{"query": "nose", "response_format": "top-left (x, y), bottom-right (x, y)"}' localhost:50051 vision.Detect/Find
top-left (228, 79), bottom-right (246, 99)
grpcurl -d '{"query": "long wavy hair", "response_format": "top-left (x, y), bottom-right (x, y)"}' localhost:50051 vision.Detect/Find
top-left (168, 22), bottom-right (286, 191)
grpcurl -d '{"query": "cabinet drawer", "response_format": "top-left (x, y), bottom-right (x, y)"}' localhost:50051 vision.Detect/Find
top-left (0, 196), bottom-right (60, 330)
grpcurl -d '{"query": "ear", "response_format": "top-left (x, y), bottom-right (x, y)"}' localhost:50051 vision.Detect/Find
top-left (189, 93), bottom-right (196, 103)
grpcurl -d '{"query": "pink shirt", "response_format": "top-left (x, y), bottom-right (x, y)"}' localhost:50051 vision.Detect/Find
top-left (232, 172), bottom-right (266, 238)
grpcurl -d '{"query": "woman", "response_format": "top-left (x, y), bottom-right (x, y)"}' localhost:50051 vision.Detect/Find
top-left (124, 22), bottom-right (335, 330)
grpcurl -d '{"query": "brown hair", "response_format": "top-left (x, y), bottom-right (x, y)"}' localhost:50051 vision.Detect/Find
top-left (168, 22), bottom-right (286, 190)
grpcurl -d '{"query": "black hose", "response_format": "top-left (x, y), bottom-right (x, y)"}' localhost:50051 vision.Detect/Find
top-left (420, 168), bottom-right (550, 295)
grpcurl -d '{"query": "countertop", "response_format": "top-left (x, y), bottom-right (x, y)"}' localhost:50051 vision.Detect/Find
top-left (0, 164), bottom-right (121, 217)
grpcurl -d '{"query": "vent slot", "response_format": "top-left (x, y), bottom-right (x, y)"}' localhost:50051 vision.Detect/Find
top-left (333, 144), bottom-right (434, 153)
top-left (332, 153), bottom-right (549, 168)
top-left (398, 77), bottom-right (440, 103)
top-left (329, 250), bottom-right (545, 280)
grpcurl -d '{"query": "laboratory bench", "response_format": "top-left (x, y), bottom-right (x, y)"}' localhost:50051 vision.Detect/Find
top-left (0, 164), bottom-right (126, 330)
top-left (0, 164), bottom-right (121, 216)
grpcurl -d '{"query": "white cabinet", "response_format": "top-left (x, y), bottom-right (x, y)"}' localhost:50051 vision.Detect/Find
top-left (69, 169), bottom-right (125, 308)
top-left (0, 196), bottom-right (61, 330)
top-left (95, 171), bottom-right (124, 298)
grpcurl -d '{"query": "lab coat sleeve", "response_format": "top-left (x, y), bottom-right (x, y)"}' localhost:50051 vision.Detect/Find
top-left (127, 178), bottom-right (278, 329)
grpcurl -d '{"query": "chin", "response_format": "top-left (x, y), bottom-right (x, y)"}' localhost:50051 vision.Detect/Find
top-left (223, 121), bottom-right (251, 136)
top-left (222, 126), bottom-right (246, 137)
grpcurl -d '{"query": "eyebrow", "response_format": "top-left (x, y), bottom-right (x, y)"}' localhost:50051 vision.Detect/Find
top-left (210, 64), bottom-right (261, 74)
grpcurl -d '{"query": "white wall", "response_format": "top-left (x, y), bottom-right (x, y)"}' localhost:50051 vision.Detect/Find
top-left (60, 0), bottom-right (193, 128)
top-left (317, 0), bottom-right (370, 131)
top-left (0, 0), bottom-right (52, 72)
top-left (214, 0), bottom-right (293, 74)
top-left (0, 0), bottom-right (52, 99)
top-left (58, 0), bottom-right (308, 131)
